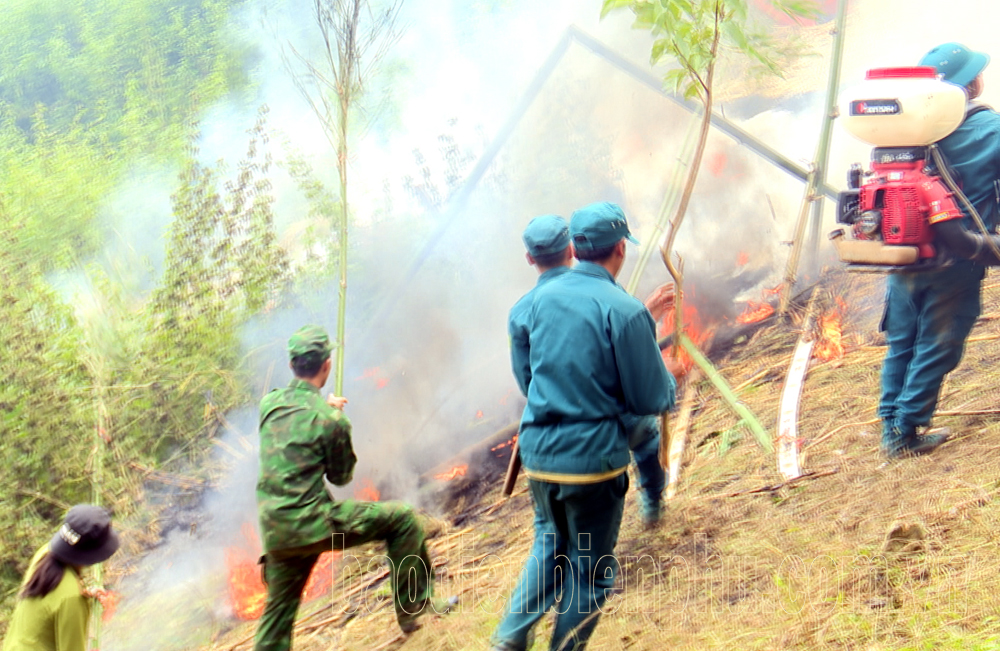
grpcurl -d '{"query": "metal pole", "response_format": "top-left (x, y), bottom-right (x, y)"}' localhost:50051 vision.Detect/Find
top-left (367, 25), bottom-right (843, 329)
top-left (806, 0), bottom-right (850, 265)
top-left (779, 0), bottom-right (848, 312)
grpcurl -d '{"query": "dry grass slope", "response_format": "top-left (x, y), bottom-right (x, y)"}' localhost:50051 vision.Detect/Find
top-left (207, 270), bottom-right (1000, 651)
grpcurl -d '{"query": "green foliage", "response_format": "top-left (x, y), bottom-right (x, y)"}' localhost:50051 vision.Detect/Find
top-left (0, 217), bottom-right (93, 607)
top-left (280, 143), bottom-right (342, 290)
top-left (143, 108), bottom-right (290, 458)
top-left (0, 114), bottom-right (290, 626)
top-left (0, 0), bottom-right (249, 269)
top-left (0, 0), bottom-right (285, 631)
top-left (601, 0), bottom-right (820, 103)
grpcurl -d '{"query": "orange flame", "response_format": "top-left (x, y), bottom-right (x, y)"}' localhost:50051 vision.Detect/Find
top-left (736, 300), bottom-right (775, 324)
top-left (491, 434), bottom-right (518, 452)
top-left (475, 410), bottom-right (484, 419)
top-left (353, 477), bottom-right (381, 502)
top-left (226, 545), bottom-right (268, 620)
top-left (814, 300), bottom-right (847, 361)
top-left (225, 524), bottom-right (338, 621)
top-left (434, 464), bottom-right (468, 481)
top-left (302, 551), bottom-right (339, 601)
top-left (658, 296), bottom-right (715, 372)
top-left (736, 251), bottom-right (750, 267)
top-left (358, 367), bottom-right (390, 389)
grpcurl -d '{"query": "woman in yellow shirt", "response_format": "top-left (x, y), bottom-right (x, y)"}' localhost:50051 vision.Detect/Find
top-left (2, 505), bottom-right (119, 651)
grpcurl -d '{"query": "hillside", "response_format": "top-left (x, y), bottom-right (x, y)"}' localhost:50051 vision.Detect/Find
top-left (194, 269), bottom-right (1000, 651)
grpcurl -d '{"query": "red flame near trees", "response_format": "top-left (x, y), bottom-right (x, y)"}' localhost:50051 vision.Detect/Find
top-left (225, 524), bottom-right (337, 621)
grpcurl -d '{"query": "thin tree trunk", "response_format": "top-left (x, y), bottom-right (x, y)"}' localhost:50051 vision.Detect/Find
top-left (335, 89), bottom-right (349, 395)
top-left (659, 1), bottom-right (722, 356)
top-left (333, 0), bottom-right (361, 396)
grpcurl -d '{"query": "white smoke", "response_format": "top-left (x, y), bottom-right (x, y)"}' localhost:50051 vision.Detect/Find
top-left (99, 0), bottom-right (1000, 646)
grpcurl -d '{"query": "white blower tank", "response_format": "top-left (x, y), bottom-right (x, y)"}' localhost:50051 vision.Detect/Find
top-left (840, 67), bottom-right (966, 147)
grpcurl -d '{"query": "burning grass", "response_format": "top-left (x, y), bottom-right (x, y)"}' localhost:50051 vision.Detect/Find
top-left (200, 269), bottom-right (1000, 651)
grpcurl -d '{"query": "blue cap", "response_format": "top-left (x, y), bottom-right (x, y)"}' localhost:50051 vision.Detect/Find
top-left (569, 202), bottom-right (639, 252)
top-left (522, 214), bottom-right (570, 257)
top-left (919, 42), bottom-right (990, 88)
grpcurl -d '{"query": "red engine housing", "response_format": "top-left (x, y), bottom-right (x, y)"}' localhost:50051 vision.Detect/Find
top-left (856, 152), bottom-right (961, 259)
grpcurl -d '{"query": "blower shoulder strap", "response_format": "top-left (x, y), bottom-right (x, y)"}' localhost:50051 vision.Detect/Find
top-left (966, 103), bottom-right (993, 119)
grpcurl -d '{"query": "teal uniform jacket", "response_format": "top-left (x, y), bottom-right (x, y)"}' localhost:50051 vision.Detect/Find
top-left (508, 266), bottom-right (571, 395)
top-left (878, 104), bottom-right (999, 445)
top-left (938, 105), bottom-right (1000, 232)
top-left (516, 261), bottom-right (676, 481)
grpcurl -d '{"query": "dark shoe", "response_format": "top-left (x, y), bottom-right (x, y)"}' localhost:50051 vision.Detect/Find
top-left (399, 595), bottom-right (459, 634)
top-left (883, 425), bottom-right (948, 459)
top-left (489, 641), bottom-right (524, 651)
top-left (904, 429), bottom-right (949, 456)
top-left (641, 501), bottom-right (662, 530)
top-left (489, 628), bottom-right (534, 650)
top-left (881, 424), bottom-right (911, 459)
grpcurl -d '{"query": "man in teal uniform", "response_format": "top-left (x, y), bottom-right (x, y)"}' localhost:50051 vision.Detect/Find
top-left (492, 203), bottom-right (677, 651)
top-left (879, 43), bottom-right (1000, 457)
top-left (508, 214), bottom-right (674, 526)
top-left (254, 325), bottom-right (452, 651)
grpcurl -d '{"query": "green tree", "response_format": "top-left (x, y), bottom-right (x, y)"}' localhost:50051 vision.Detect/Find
top-left (0, 218), bottom-right (92, 618)
top-left (601, 0), bottom-right (818, 347)
top-left (0, 114), bottom-right (290, 627)
top-left (0, 0), bottom-right (249, 270)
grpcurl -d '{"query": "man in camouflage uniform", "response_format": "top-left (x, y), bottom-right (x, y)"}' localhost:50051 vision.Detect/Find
top-left (254, 325), bottom-right (450, 651)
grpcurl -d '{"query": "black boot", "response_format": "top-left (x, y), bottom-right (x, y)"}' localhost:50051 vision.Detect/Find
top-left (883, 423), bottom-right (948, 459)
top-left (881, 422), bottom-right (909, 459)
top-left (904, 427), bottom-right (949, 456)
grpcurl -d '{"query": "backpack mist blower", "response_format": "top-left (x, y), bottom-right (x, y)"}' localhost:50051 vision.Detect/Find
top-left (832, 66), bottom-right (970, 272)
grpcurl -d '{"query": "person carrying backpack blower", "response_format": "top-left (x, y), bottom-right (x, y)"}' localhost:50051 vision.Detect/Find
top-left (879, 43), bottom-right (1000, 458)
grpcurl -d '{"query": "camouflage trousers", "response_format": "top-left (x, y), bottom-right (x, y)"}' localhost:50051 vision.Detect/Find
top-left (253, 500), bottom-right (434, 651)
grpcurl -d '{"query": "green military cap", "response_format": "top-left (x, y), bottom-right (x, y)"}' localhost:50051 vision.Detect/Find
top-left (522, 214), bottom-right (570, 257)
top-left (287, 325), bottom-right (332, 360)
top-left (920, 43), bottom-right (990, 88)
top-left (569, 202), bottom-right (639, 252)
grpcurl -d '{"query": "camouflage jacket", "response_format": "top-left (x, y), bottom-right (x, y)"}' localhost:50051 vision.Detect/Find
top-left (256, 378), bottom-right (356, 552)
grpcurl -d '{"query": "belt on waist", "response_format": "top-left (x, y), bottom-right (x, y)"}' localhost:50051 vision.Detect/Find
top-left (523, 466), bottom-right (627, 484)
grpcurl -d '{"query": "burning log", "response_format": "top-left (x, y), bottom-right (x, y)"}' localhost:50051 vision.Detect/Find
top-left (420, 422), bottom-right (519, 523)
top-left (657, 304), bottom-right (778, 359)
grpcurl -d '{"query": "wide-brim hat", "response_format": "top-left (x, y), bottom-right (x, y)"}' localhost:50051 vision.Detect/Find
top-left (919, 42), bottom-right (990, 88)
top-left (49, 505), bottom-right (120, 566)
